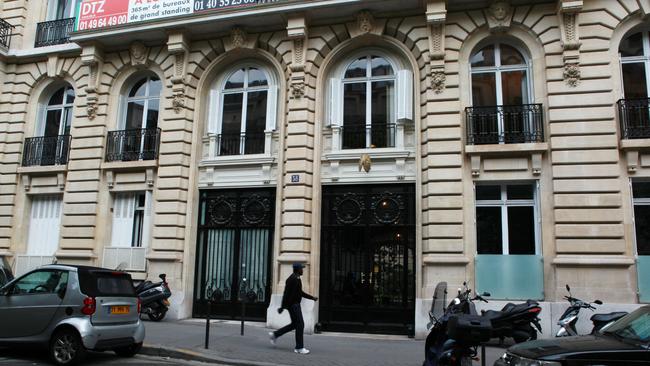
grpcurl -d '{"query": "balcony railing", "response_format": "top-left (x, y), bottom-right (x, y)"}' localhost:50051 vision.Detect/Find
top-left (617, 98), bottom-right (650, 139)
top-left (341, 123), bottom-right (396, 149)
top-left (218, 131), bottom-right (265, 156)
top-left (105, 128), bottom-right (161, 162)
top-left (35, 17), bottom-right (75, 47)
top-left (22, 135), bottom-right (71, 167)
top-left (0, 18), bottom-right (13, 49)
top-left (466, 104), bottom-right (545, 145)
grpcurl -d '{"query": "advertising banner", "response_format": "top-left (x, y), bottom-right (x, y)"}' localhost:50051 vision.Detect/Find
top-left (76, 0), bottom-right (284, 31)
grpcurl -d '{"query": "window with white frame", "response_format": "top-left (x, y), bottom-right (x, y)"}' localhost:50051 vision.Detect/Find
top-left (124, 76), bottom-right (161, 132)
top-left (619, 31), bottom-right (650, 99)
top-left (43, 85), bottom-right (74, 137)
top-left (26, 195), bottom-right (62, 257)
top-left (210, 66), bottom-right (277, 156)
top-left (475, 183), bottom-right (539, 255)
top-left (47, 0), bottom-right (77, 20)
top-left (329, 53), bottom-right (412, 150)
top-left (632, 181), bottom-right (650, 256)
top-left (111, 192), bottom-right (152, 248)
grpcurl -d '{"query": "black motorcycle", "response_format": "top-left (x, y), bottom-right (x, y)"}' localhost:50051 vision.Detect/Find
top-left (424, 282), bottom-right (492, 366)
top-left (135, 273), bottom-right (172, 321)
top-left (555, 284), bottom-right (627, 337)
top-left (476, 294), bottom-right (542, 344)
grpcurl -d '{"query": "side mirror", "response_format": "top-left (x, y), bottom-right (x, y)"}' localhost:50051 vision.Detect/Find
top-left (594, 300), bottom-right (603, 305)
top-left (482, 292), bottom-right (491, 297)
top-left (159, 274), bottom-right (167, 282)
top-left (566, 284), bottom-right (571, 292)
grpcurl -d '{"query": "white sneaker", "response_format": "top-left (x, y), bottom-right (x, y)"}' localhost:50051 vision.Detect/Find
top-left (269, 332), bottom-right (276, 345)
top-left (294, 348), bottom-right (310, 354)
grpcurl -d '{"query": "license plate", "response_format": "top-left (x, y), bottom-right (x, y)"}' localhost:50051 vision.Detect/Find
top-left (110, 306), bottom-right (130, 315)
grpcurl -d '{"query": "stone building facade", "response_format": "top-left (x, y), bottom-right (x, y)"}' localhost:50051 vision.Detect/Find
top-left (0, 0), bottom-right (649, 338)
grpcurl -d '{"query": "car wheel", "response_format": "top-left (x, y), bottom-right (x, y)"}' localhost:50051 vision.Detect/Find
top-left (147, 309), bottom-right (166, 321)
top-left (114, 342), bottom-right (142, 357)
top-left (49, 328), bottom-right (87, 366)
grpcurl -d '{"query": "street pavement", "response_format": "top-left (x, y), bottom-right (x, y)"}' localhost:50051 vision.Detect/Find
top-left (0, 347), bottom-right (222, 365)
top-left (144, 319), bottom-right (506, 366)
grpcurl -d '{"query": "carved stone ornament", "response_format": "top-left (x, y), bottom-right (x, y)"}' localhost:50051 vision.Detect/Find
top-left (291, 81), bottom-right (305, 99)
top-left (129, 41), bottom-right (148, 66)
top-left (358, 153), bottom-right (372, 173)
top-left (357, 11), bottom-right (374, 34)
top-left (563, 63), bottom-right (580, 87)
top-left (486, 0), bottom-right (513, 32)
top-left (86, 103), bottom-right (98, 120)
top-left (231, 27), bottom-right (247, 48)
top-left (172, 93), bottom-right (185, 113)
top-left (431, 70), bottom-right (446, 94)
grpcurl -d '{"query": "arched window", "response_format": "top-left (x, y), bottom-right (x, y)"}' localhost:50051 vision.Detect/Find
top-left (469, 42), bottom-right (539, 144)
top-left (619, 30), bottom-right (650, 99)
top-left (329, 53), bottom-right (413, 151)
top-left (24, 84), bottom-right (75, 166)
top-left (107, 76), bottom-right (161, 162)
top-left (43, 85), bottom-right (74, 137)
top-left (213, 66), bottom-right (276, 156)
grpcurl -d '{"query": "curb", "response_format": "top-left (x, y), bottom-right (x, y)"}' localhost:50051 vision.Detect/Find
top-left (140, 344), bottom-right (291, 366)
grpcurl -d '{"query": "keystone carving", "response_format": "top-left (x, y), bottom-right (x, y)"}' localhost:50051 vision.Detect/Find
top-left (357, 11), bottom-right (374, 33)
top-left (231, 27), bottom-right (247, 48)
top-left (486, 0), bottom-right (513, 32)
top-left (129, 41), bottom-right (148, 66)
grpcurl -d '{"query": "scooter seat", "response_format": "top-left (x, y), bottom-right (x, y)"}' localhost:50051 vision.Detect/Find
top-left (135, 280), bottom-right (156, 292)
top-left (590, 312), bottom-right (627, 323)
top-left (501, 301), bottom-right (537, 313)
top-left (481, 310), bottom-right (505, 319)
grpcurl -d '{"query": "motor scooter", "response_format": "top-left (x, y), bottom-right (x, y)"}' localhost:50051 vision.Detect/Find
top-left (135, 273), bottom-right (172, 321)
top-left (556, 284), bottom-right (627, 337)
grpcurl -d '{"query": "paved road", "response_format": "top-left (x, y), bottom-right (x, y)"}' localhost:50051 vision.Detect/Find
top-left (0, 348), bottom-right (220, 365)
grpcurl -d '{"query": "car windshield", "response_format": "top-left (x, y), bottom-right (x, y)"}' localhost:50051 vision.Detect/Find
top-left (603, 307), bottom-right (650, 345)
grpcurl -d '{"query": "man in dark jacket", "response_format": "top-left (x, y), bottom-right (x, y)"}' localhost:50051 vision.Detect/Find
top-left (269, 263), bottom-right (317, 354)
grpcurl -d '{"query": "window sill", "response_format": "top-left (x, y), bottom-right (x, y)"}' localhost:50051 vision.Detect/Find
top-left (17, 165), bottom-right (68, 175)
top-left (324, 148), bottom-right (412, 161)
top-left (619, 139), bottom-right (650, 173)
top-left (200, 154), bottom-right (275, 166)
top-left (464, 142), bottom-right (548, 156)
top-left (101, 159), bottom-right (159, 172)
top-left (552, 255), bottom-right (635, 267)
top-left (620, 138), bottom-right (650, 150)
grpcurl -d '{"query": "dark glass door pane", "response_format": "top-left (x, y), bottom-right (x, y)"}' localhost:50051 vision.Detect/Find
top-left (507, 206), bottom-right (536, 254)
top-left (633, 182), bottom-right (650, 199)
top-left (620, 32), bottom-right (644, 57)
top-left (634, 205), bottom-right (650, 255)
top-left (44, 110), bottom-right (62, 137)
top-left (220, 93), bottom-right (243, 155)
top-left (343, 82), bottom-right (366, 149)
top-left (476, 206), bottom-right (502, 254)
top-left (244, 91), bottom-right (267, 154)
top-left (623, 63), bottom-right (648, 99)
top-left (476, 185), bottom-right (501, 200)
top-left (371, 80), bottom-right (394, 148)
top-left (126, 100), bottom-right (145, 130)
top-left (145, 99), bottom-right (159, 129)
top-left (472, 73), bottom-right (497, 106)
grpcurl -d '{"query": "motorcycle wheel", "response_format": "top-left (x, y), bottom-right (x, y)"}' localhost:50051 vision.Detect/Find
top-left (148, 309), bottom-right (167, 321)
top-left (459, 356), bottom-right (472, 366)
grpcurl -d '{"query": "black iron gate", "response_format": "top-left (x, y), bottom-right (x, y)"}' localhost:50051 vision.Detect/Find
top-left (319, 184), bottom-right (415, 335)
top-left (193, 188), bottom-right (275, 321)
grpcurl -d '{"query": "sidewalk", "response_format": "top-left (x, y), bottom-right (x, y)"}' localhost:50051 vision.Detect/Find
top-left (142, 319), bottom-right (505, 366)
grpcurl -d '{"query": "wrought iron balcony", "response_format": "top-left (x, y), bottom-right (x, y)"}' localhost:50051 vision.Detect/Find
top-left (35, 17), bottom-right (75, 47)
top-left (466, 104), bottom-right (545, 145)
top-left (341, 123), bottom-right (396, 149)
top-left (217, 131), bottom-right (265, 156)
top-left (0, 18), bottom-right (13, 49)
top-left (105, 128), bottom-right (161, 162)
top-left (22, 135), bottom-right (71, 166)
top-left (617, 98), bottom-right (650, 139)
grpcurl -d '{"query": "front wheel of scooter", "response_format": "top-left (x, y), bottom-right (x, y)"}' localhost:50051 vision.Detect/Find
top-left (148, 308), bottom-right (167, 321)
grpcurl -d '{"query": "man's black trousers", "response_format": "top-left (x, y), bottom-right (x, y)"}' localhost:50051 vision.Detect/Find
top-left (274, 303), bottom-right (304, 349)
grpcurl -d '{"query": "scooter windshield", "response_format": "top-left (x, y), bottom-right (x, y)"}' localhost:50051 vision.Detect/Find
top-left (430, 282), bottom-right (448, 321)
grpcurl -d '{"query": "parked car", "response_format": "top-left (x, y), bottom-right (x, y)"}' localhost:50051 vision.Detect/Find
top-left (0, 257), bottom-right (12, 288)
top-left (0, 265), bottom-right (145, 365)
top-left (494, 305), bottom-right (650, 365)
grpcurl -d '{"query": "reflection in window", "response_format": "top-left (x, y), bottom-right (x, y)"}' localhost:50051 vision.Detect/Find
top-left (44, 85), bottom-right (75, 137)
top-left (342, 55), bottom-right (395, 149)
top-left (475, 183), bottom-right (538, 255)
top-left (633, 182), bottom-right (650, 256)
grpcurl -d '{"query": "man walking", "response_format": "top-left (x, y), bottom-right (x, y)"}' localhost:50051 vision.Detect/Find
top-left (269, 263), bottom-right (317, 354)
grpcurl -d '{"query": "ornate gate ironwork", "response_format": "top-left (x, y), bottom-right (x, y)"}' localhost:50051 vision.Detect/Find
top-left (193, 188), bottom-right (275, 320)
top-left (320, 184), bottom-right (415, 335)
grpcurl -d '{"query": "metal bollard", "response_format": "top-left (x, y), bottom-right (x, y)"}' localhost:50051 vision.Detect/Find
top-left (240, 277), bottom-right (247, 336)
top-left (205, 288), bottom-right (222, 349)
top-left (481, 344), bottom-right (486, 366)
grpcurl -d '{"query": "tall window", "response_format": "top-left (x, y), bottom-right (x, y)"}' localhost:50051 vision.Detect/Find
top-left (341, 55), bottom-right (395, 149)
top-left (475, 183), bottom-right (538, 255)
top-left (43, 85), bottom-right (74, 137)
top-left (47, 0), bottom-right (76, 20)
top-left (125, 76), bottom-right (161, 131)
top-left (620, 31), bottom-right (650, 99)
top-left (217, 67), bottom-right (269, 156)
top-left (111, 192), bottom-right (151, 248)
top-left (632, 182), bottom-right (650, 256)
top-left (469, 43), bottom-right (538, 144)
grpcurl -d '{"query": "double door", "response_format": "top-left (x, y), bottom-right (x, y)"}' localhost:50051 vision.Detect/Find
top-left (320, 184), bottom-right (415, 335)
top-left (193, 189), bottom-right (275, 320)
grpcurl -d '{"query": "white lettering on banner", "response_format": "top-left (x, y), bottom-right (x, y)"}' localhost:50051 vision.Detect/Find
top-left (128, 0), bottom-right (193, 22)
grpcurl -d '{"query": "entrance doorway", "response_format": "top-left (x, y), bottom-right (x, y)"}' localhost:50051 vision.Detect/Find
top-left (193, 188), bottom-right (275, 321)
top-left (319, 184), bottom-right (415, 335)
